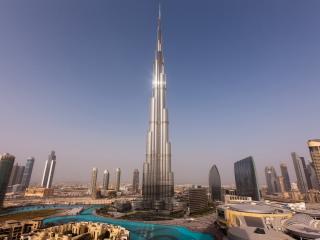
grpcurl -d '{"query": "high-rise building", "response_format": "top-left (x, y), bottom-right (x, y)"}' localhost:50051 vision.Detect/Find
top-left (142, 7), bottom-right (174, 211)
top-left (41, 151), bottom-right (56, 188)
top-left (8, 164), bottom-right (19, 186)
top-left (102, 170), bottom-right (109, 190)
top-left (21, 157), bottom-right (35, 190)
top-left (277, 176), bottom-right (286, 193)
top-left (115, 168), bottom-right (121, 192)
top-left (308, 139), bottom-right (320, 186)
top-left (291, 152), bottom-right (309, 193)
top-left (307, 163), bottom-right (320, 190)
top-left (265, 166), bottom-right (279, 194)
top-left (234, 156), bottom-right (260, 201)
top-left (0, 153), bottom-right (15, 208)
top-left (15, 165), bottom-right (25, 185)
top-left (208, 164), bottom-right (222, 201)
top-left (91, 168), bottom-right (98, 199)
top-left (132, 169), bottom-right (139, 193)
top-left (280, 163), bottom-right (291, 192)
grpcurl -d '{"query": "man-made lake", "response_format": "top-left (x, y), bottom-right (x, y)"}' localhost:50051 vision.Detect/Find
top-left (1, 205), bottom-right (214, 240)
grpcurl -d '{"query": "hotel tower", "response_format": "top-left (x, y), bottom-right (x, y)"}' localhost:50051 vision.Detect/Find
top-left (142, 7), bottom-right (174, 211)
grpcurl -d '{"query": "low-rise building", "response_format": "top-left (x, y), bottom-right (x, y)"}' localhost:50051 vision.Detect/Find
top-left (0, 219), bottom-right (42, 240)
top-left (25, 187), bottom-right (54, 198)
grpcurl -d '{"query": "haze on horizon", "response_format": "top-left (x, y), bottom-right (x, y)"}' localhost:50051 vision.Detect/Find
top-left (0, 0), bottom-right (319, 186)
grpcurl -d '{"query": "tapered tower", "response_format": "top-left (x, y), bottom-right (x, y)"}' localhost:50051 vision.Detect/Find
top-left (142, 7), bottom-right (174, 211)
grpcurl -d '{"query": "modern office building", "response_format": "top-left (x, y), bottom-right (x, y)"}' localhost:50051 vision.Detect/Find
top-left (91, 168), bottom-right (98, 199)
top-left (115, 168), bottom-right (121, 192)
top-left (265, 166), bottom-right (279, 194)
top-left (307, 163), bottom-right (320, 190)
top-left (280, 163), bottom-right (291, 192)
top-left (0, 153), bottom-right (15, 207)
top-left (142, 7), bottom-right (174, 211)
top-left (21, 157), bottom-right (35, 190)
top-left (277, 176), bottom-right (286, 193)
top-left (308, 139), bottom-right (320, 185)
top-left (41, 151), bottom-right (56, 188)
top-left (102, 169), bottom-right (109, 190)
top-left (8, 163), bottom-right (19, 186)
top-left (132, 169), bottom-right (139, 193)
top-left (15, 165), bottom-right (25, 185)
top-left (234, 156), bottom-right (260, 201)
top-left (183, 186), bottom-right (208, 214)
top-left (291, 152), bottom-right (309, 193)
top-left (208, 164), bottom-right (222, 201)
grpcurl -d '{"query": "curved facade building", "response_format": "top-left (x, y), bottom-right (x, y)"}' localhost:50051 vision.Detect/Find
top-left (234, 156), bottom-right (260, 201)
top-left (0, 153), bottom-right (15, 207)
top-left (209, 164), bottom-right (221, 201)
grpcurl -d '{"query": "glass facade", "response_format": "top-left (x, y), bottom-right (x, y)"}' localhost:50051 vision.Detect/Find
top-left (209, 164), bottom-right (221, 201)
top-left (21, 157), bottom-right (35, 190)
top-left (280, 163), bottom-right (291, 192)
top-left (0, 153), bottom-right (15, 207)
top-left (234, 156), bottom-right (260, 201)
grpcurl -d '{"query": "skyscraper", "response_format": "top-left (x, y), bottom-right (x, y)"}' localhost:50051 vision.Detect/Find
top-left (308, 139), bottom-right (320, 185)
top-left (102, 170), bottom-right (109, 190)
top-left (208, 164), bottom-right (222, 201)
top-left (265, 166), bottom-right (279, 194)
top-left (41, 151), bottom-right (56, 188)
top-left (0, 153), bottom-right (15, 208)
top-left (8, 163), bottom-right (19, 186)
top-left (307, 163), bottom-right (320, 190)
top-left (291, 152), bottom-right (309, 193)
top-left (280, 163), bottom-right (291, 192)
top-left (132, 169), bottom-right (139, 193)
top-left (115, 168), bottom-right (121, 192)
top-left (142, 7), bottom-right (174, 211)
top-left (91, 168), bottom-right (98, 199)
top-left (21, 157), bottom-right (35, 190)
top-left (15, 165), bottom-right (25, 185)
top-left (234, 156), bottom-right (260, 201)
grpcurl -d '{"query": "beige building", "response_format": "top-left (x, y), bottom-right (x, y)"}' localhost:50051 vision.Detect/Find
top-left (308, 139), bottom-right (320, 185)
top-left (0, 219), bottom-right (42, 240)
top-left (25, 187), bottom-right (54, 197)
top-left (29, 222), bottom-right (129, 240)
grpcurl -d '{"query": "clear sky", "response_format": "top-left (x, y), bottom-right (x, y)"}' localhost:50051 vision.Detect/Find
top-left (0, 0), bottom-right (319, 186)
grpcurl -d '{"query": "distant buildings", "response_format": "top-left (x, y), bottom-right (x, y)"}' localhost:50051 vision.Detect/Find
top-left (132, 169), bottom-right (139, 193)
top-left (24, 187), bottom-right (54, 197)
top-left (41, 151), bottom-right (56, 188)
top-left (0, 153), bottom-right (15, 207)
top-left (291, 152), bottom-right (309, 193)
top-left (20, 157), bottom-right (35, 190)
top-left (115, 168), bottom-right (121, 192)
top-left (307, 163), bottom-right (320, 190)
top-left (234, 156), bottom-right (260, 201)
top-left (208, 164), bottom-right (222, 201)
top-left (280, 163), bottom-right (291, 191)
top-left (102, 169), bottom-right (109, 190)
top-left (265, 166), bottom-right (279, 194)
top-left (91, 168), bottom-right (98, 199)
top-left (308, 139), bottom-right (320, 186)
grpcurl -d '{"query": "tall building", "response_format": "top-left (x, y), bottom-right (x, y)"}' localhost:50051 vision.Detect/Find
top-left (0, 153), bottom-right (15, 207)
top-left (308, 139), bottom-right (320, 185)
top-left (265, 166), bottom-right (279, 194)
top-left (291, 152), bottom-right (309, 193)
top-left (277, 176), bottom-right (286, 193)
top-left (142, 7), bottom-right (174, 211)
top-left (41, 151), bottom-right (56, 188)
top-left (8, 164), bottom-right (19, 186)
top-left (132, 169), bottom-right (139, 193)
top-left (307, 163), bottom-right (320, 190)
top-left (280, 163), bottom-right (291, 192)
top-left (21, 157), bottom-right (35, 190)
top-left (15, 165), bottom-right (25, 185)
top-left (234, 156), bottom-right (260, 201)
top-left (208, 164), bottom-right (222, 201)
top-left (115, 168), bottom-right (121, 192)
top-left (91, 168), bottom-right (98, 199)
top-left (102, 170), bottom-right (109, 190)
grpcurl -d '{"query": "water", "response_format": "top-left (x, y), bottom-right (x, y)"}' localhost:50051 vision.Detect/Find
top-left (1, 205), bottom-right (214, 240)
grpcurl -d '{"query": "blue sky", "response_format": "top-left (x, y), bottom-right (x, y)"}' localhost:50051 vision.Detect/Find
top-left (0, 0), bottom-right (319, 186)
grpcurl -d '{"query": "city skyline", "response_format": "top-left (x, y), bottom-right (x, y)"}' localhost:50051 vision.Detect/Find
top-left (0, 1), bottom-right (319, 185)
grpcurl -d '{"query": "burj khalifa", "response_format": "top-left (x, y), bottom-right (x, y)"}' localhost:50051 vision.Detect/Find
top-left (142, 8), bottom-right (174, 211)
